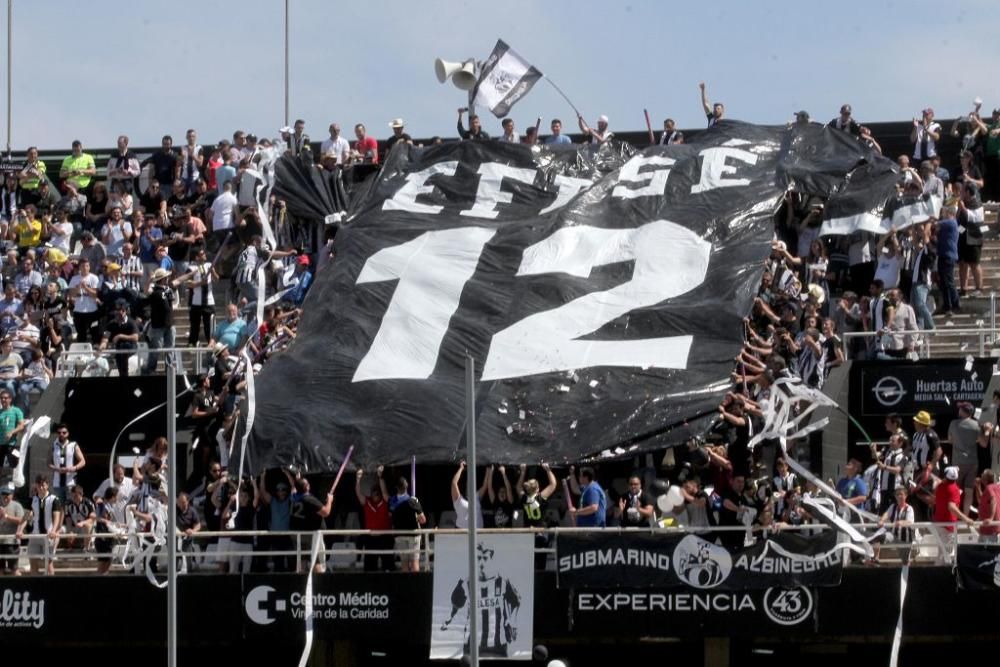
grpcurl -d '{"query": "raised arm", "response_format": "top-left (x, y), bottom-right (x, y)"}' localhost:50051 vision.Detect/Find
top-left (539, 462), bottom-right (558, 500)
top-left (258, 472), bottom-right (272, 505)
top-left (485, 464), bottom-right (496, 504)
top-left (566, 464), bottom-right (581, 496)
top-left (516, 464), bottom-right (527, 494)
top-left (354, 468), bottom-right (366, 506)
top-left (699, 82), bottom-right (711, 116)
top-left (451, 461), bottom-right (465, 502)
top-left (478, 465), bottom-right (490, 499)
top-left (500, 465), bottom-right (512, 503)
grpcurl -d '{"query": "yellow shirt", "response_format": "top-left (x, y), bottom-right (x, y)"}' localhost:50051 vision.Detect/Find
top-left (19, 159), bottom-right (46, 190)
top-left (14, 218), bottom-right (42, 248)
top-left (60, 153), bottom-right (95, 189)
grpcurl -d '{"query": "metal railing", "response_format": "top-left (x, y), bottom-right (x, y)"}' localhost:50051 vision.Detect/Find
top-left (841, 327), bottom-right (1000, 359)
top-left (55, 345), bottom-right (217, 378)
top-left (6, 521), bottom-right (988, 576)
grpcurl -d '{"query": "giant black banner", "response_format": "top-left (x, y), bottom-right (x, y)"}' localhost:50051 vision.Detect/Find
top-left (249, 121), bottom-right (893, 470)
top-left (556, 531), bottom-right (844, 590)
top-left (956, 544), bottom-right (1000, 590)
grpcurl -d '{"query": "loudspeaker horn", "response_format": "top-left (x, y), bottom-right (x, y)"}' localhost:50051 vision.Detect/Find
top-left (434, 58), bottom-right (477, 91)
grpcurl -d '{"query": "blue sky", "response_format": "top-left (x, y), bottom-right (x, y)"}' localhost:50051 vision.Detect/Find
top-left (5, 0), bottom-right (999, 149)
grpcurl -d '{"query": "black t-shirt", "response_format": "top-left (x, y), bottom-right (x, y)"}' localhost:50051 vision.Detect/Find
top-left (176, 505), bottom-right (199, 531)
top-left (105, 317), bottom-right (139, 350)
top-left (385, 135), bottom-right (403, 152)
top-left (519, 493), bottom-right (549, 528)
top-left (391, 496), bottom-right (423, 530)
top-left (491, 500), bottom-right (515, 528)
top-left (146, 151), bottom-right (178, 187)
top-left (951, 165), bottom-right (983, 184)
top-left (620, 490), bottom-right (655, 527)
top-left (191, 191), bottom-right (216, 219)
top-left (167, 193), bottom-right (194, 210)
top-left (147, 285), bottom-right (174, 328)
top-left (717, 486), bottom-right (745, 527)
top-left (291, 493), bottom-right (326, 531)
top-left (140, 191), bottom-right (165, 214)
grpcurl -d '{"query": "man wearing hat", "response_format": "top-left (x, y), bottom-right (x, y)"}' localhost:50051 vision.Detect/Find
top-left (910, 410), bottom-right (941, 520)
top-left (933, 465), bottom-right (976, 560)
top-left (793, 110), bottom-right (811, 126)
top-left (286, 254), bottom-right (313, 305)
top-left (320, 123), bottom-right (350, 165)
top-left (0, 482), bottom-right (26, 574)
top-left (385, 118), bottom-right (408, 152)
top-left (829, 104), bottom-right (860, 135)
top-left (578, 113), bottom-right (613, 144)
top-left (144, 268), bottom-right (182, 374)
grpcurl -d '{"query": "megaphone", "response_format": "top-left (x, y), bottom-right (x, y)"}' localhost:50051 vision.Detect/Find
top-left (434, 58), bottom-right (478, 91)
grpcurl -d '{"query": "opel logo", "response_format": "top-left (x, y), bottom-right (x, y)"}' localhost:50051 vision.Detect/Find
top-left (872, 376), bottom-right (906, 407)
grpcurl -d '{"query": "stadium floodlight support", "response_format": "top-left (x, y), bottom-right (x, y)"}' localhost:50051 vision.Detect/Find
top-left (464, 354), bottom-right (480, 667)
top-left (283, 0), bottom-right (289, 127)
top-left (6, 0), bottom-right (11, 157)
top-left (166, 360), bottom-right (178, 667)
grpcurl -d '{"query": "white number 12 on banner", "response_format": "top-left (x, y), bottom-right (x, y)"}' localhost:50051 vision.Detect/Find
top-left (352, 220), bottom-right (710, 382)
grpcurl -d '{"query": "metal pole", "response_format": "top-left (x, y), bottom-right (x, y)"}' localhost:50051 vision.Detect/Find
top-left (991, 291), bottom-right (996, 344)
top-left (283, 0), bottom-right (289, 127)
top-left (6, 0), bottom-right (11, 157)
top-left (166, 361), bottom-right (178, 667)
top-left (464, 355), bottom-right (479, 667)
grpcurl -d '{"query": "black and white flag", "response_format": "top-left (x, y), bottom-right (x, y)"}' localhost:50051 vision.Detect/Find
top-left (472, 40), bottom-right (543, 118)
top-left (247, 121), bottom-right (894, 472)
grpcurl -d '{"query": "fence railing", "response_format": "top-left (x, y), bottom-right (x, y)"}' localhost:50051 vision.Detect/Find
top-left (55, 345), bottom-right (217, 378)
top-left (841, 326), bottom-right (1000, 360)
top-left (8, 521), bottom-right (989, 576)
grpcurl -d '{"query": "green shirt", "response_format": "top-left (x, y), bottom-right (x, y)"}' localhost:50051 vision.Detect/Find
top-left (0, 406), bottom-right (24, 446)
top-left (60, 153), bottom-right (96, 189)
top-left (20, 160), bottom-right (46, 190)
top-left (987, 122), bottom-right (1000, 158)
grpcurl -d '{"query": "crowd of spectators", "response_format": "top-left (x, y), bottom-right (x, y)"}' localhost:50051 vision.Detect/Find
top-left (3, 87), bottom-right (1000, 575)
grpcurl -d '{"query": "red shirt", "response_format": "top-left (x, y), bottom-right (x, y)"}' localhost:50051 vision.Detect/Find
top-left (362, 497), bottom-right (391, 531)
top-left (979, 483), bottom-right (1000, 536)
top-left (933, 480), bottom-right (962, 530)
top-left (353, 137), bottom-right (379, 164)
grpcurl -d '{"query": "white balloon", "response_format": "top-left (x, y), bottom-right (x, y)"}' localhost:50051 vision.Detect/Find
top-left (656, 484), bottom-right (685, 513)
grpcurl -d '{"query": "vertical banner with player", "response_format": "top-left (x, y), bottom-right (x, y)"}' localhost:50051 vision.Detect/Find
top-left (430, 533), bottom-right (534, 660)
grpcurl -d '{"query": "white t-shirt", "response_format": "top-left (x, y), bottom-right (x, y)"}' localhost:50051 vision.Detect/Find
top-left (69, 273), bottom-right (100, 313)
top-left (874, 251), bottom-right (902, 289)
top-left (50, 222), bottom-right (74, 254)
top-left (102, 221), bottom-right (133, 258)
top-left (320, 136), bottom-right (351, 163)
top-left (210, 191), bottom-right (238, 231)
top-left (453, 496), bottom-right (483, 529)
top-left (0, 352), bottom-right (21, 379)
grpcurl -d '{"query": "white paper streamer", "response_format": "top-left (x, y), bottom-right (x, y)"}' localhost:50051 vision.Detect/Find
top-left (298, 531), bottom-right (324, 667)
top-left (107, 385), bottom-right (195, 484)
top-left (228, 348), bottom-right (257, 528)
top-left (802, 496), bottom-right (874, 557)
top-left (889, 565), bottom-right (909, 667)
top-left (12, 416), bottom-right (52, 488)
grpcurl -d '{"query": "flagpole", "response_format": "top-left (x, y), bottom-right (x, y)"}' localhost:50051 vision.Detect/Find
top-left (543, 76), bottom-right (581, 118)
